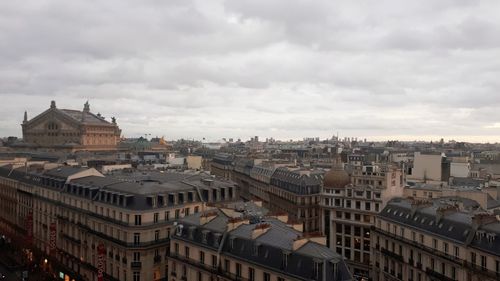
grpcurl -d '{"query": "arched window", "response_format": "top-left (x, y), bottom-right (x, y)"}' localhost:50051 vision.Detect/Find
top-left (47, 122), bottom-right (59, 131)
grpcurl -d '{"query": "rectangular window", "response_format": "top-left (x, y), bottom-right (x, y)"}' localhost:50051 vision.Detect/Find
top-left (263, 272), bottom-right (271, 281)
top-left (224, 259), bottom-right (230, 272)
top-left (154, 213), bottom-right (159, 223)
top-left (185, 246), bottom-right (190, 259)
top-left (133, 233), bottom-right (140, 245)
top-left (282, 253), bottom-right (289, 268)
top-left (200, 251), bottom-right (205, 264)
top-left (236, 263), bottom-right (242, 277)
top-left (134, 215), bottom-right (141, 225)
top-left (155, 230), bottom-right (159, 241)
top-left (454, 246), bottom-right (460, 258)
top-left (165, 211), bottom-right (170, 221)
top-left (481, 255), bottom-right (487, 270)
top-left (248, 267), bottom-right (255, 281)
top-left (133, 271), bottom-right (140, 281)
top-left (212, 255), bottom-right (217, 268)
top-left (471, 252), bottom-right (476, 265)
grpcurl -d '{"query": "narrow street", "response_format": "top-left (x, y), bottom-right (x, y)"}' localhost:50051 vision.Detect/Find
top-left (0, 263), bottom-right (21, 281)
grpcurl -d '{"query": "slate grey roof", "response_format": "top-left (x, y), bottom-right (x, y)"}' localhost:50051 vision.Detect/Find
top-left (229, 219), bottom-right (302, 250)
top-left (0, 165), bottom-right (236, 211)
top-left (379, 198), bottom-right (500, 256)
top-left (249, 164), bottom-right (277, 184)
top-left (486, 194), bottom-right (500, 209)
top-left (44, 166), bottom-right (88, 179)
top-left (270, 167), bottom-right (323, 195)
top-left (99, 171), bottom-right (235, 195)
top-left (212, 153), bottom-right (234, 165)
top-left (175, 207), bottom-right (352, 281)
top-left (223, 201), bottom-right (268, 218)
top-left (296, 241), bottom-right (342, 262)
top-left (450, 177), bottom-right (486, 187)
top-left (180, 210), bottom-right (232, 233)
top-left (60, 109), bottom-right (112, 125)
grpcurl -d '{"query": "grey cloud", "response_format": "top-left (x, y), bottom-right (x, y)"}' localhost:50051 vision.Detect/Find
top-left (1, 0), bottom-right (500, 141)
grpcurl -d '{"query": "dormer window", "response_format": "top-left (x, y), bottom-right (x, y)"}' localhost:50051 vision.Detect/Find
top-left (229, 237), bottom-right (235, 249)
top-left (253, 244), bottom-right (260, 256)
top-left (313, 260), bottom-right (323, 279)
top-left (201, 230), bottom-right (208, 244)
top-left (282, 252), bottom-right (290, 268)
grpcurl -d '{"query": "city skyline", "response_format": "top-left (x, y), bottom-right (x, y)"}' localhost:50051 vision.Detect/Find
top-left (2, 1), bottom-right (500, 142)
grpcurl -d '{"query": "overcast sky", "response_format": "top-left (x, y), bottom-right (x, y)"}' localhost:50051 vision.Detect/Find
top-left (1, 0), bottom-right (500, 142)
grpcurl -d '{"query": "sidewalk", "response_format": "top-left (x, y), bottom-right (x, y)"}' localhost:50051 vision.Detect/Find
top-left (0, 246), bottom-right (24, 271)
top-left (0, 245), bottom-right (54, 281)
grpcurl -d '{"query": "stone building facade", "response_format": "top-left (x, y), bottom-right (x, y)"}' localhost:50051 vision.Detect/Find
top-left (232, 159), bottom-right (323, 233)
top-left (168, 205), bottom-right (352, 281)
top-left (373, 198), bottom-right (500, 281)
top-left (0, 165), bottom-right (237, 281)
top-left (321, 160), bottom-right (404, 280)
top-left (21, 101), bottom-right (121, 151)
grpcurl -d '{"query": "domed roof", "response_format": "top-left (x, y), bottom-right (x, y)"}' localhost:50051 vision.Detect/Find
top-left (323, 156), bottom-right (350, 188)
top-left (323, 168), bottom-right (350, 188)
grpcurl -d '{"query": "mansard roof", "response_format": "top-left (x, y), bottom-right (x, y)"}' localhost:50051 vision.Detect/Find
top-left (175, 208), bottom-right (352, 281)
top-left (270, 167), bottom-right (323, 195)
top-left (0, 165), bottom-right (235, 211)
top-left (379, 198), bottom-right (500, 256)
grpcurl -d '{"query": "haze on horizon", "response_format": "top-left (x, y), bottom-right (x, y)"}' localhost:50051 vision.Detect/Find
top-left (1, 0), bottom-right (500, 143)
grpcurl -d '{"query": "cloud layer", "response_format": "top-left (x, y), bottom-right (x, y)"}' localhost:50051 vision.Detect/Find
top-left (1, 0), bottom-right (500, 142)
